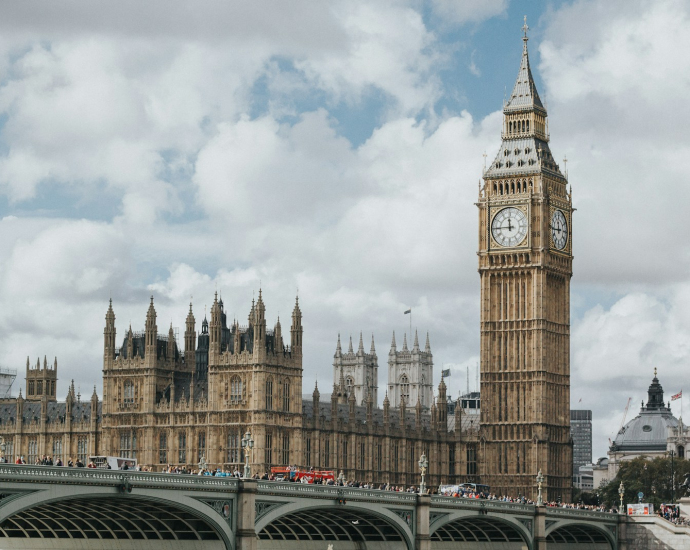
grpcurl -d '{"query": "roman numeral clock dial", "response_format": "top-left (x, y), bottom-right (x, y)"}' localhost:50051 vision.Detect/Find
top-left (551, 209), bottom-right (568, 250)
top-left (491, 207), bottom-right (528, 248)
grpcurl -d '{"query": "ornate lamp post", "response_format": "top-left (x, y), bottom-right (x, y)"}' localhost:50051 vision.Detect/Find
top-left (536, 469), bottom-right (544, 506)
top-left (241, 431), bottom-right (254, 479)
top-left (418, 453), bottom-right (428, 494)
top-left (619, 481), bottom-right (625, 515)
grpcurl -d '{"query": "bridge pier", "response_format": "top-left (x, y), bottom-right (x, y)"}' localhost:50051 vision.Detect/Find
top-left (415, 494), bottom-right (430, 550)
top-left (237, 479), bottom-right (258, 550)
top-left (535, 505), bottom-right (546, 550)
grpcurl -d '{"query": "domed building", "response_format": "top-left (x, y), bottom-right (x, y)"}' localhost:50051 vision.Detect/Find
top-left (608, 371), bottom-right (689, 479)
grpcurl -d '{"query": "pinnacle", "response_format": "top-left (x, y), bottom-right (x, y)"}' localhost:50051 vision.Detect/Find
top-left (348, 336), bottom-right (354, 354)
top-left (402, 333), bottom-right (408, 351)
top-left (413, 329), bottom-right (419, 350)
top-left (370, 333), bottom-right (376, 354)
top-left (358, 331), bottom-right (364, 353)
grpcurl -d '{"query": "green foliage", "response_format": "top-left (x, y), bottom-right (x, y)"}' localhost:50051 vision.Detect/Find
top-left (598, 456), bottom-right (690, 508)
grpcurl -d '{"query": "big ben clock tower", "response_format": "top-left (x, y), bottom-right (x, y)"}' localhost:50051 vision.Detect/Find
top-left (478, 19), bottom-right (573, 502)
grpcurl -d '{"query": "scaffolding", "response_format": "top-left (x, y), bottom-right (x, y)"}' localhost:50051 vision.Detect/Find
top-left (0, 367), bottom-right (17, 399)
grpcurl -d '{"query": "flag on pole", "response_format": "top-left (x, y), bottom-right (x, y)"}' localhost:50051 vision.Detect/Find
top-left (441, 368), bottom-right (451, 378)
top-left (672, 391), bottom-right (682, 401)
top-left (404, 309), bottom-right (411, 314)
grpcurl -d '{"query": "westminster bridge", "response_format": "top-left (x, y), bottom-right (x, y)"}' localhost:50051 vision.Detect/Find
top-left (0, 464), bottom-right (627, 550)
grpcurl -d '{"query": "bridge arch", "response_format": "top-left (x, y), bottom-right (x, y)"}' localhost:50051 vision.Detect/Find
top-left (430, 512), bottom-right (533, 550)
top-left (0, 488), bottom-right (234, 550)
top-left (545, 520), bottom-right (615, 549)
top-left (256, 502), bottom-right (413, 550)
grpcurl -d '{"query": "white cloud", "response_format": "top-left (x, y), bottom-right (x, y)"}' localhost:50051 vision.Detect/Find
top-left (0, 0), bottom-right (687, 471)
top-left (429, 0), bottom-right (508, 25)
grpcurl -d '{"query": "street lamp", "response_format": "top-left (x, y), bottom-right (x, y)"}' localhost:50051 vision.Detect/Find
top-left (241, 431), bottom-right (254, 479)
top-left (619, 481), bottom-right (625, 515)
top-left (418, 453), bottom-right (428, 494)
top-left (536, 469), bottom-right (544, 506)
top-left (670, 450), bottom-right (676, 504)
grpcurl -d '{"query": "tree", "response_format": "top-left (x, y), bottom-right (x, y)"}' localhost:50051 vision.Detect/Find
top-left (598, 456), bottom-right (690, 508)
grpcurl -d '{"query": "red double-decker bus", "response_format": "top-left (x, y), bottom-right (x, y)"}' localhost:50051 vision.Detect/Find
top-left (270, 467), bottom-right (335, 483)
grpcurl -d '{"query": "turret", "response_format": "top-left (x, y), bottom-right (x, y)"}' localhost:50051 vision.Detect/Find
top-left (437, 378), bottom-right (448, 425)
top-left (104, 299), bottom-right (116, 368)
top-left (253, 289), bottom-right (267, 358)
top-left (209, 293), bottom-right (221, 363)
top-left (126, 325), bottom-right (134, 358)
top-left (383, 392), bottom-right (390, 425)
top-left (167, 323), bottom-right (176, 361)
top-left (274, 317), bottom-right (282, 353)
top-left (335, 333), bottom-right (342, 358)
top-left (16, 389), bottom-right (24, 427)
top-left (144, 296), bottom-right (158, 367)
top-left (290, 296), bottom-right (303, 356)
top-left (415, 395), bottom-right (422, 430)
top-left (389, 331), bottom-right (397, 357)
top-left (184, 303), bottom-right (196, 365)
top-left (313, 381), bottom-right (321, 429)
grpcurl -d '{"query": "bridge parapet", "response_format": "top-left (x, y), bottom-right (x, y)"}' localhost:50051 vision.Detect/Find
top-left (431, 495), bottom-right (534, 513)
top-left (545, 506), bottom-right (617, 520)
top-left (257, 481), bottom-right (417, 504)
top-left (0, 463), bottom-right (239, 492)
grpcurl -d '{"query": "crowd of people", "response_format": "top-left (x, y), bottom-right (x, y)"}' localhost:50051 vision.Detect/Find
top-left (0, 456), bottom-right (678, 517)
top-left (658, 504), bottom-right (690, 526)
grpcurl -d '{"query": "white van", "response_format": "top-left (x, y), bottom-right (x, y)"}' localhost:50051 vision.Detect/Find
top-left (89, 456), bottom-right (137, 470)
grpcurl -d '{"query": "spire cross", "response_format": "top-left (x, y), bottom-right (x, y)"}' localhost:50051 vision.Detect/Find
top-left (522, 15), bottom-right (529, 40)
top-left (654, 367), bottom-right (658, 377)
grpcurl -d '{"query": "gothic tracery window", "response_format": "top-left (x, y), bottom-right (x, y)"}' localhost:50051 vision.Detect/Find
top-left (345, 376), bottom-right (354, 397)
top-left (123, 380), bottom-right (134, 403)
top-left (265, 378), bottom-right (273, 410)
top-left (283, 379), bottom-right (290, 412)
top-left (400, 375), bottom-right (410, 404)
top-left (230, 375), bottom-right (242, 404)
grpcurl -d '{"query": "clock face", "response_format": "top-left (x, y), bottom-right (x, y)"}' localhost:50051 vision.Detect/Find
top-left (551, 210), bottom-right (568, 250)
top-left (491, 207), bottom-right (528, 248)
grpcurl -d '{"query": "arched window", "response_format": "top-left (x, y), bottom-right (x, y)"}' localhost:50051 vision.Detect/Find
top-left (400, 375), bottom-right (410, 404)
top-left (346, 376), bottom-right (354, 397)
top-left (52, 438), bottom-right (63, 461)
top-left (28, 380), bottom-right (34, 395)
top-left (227, 430), bottom-right (240, 463)
top-left (421, 376), bottom-right (426, 406)
top-left (123, 380), bottom-right (134, 403)
top-left (265, 378), bottom-right (273, 410)
top-left (526, 120), bottom-right (530, 132)
top-left (37, 381), bottom-right (43, 395)
top-left (230, 375), bottom-right (242, 404)
top-left (283, 379), bottom-right (290, 412)
top-left (159, 433), bottom-right (167, 464)
top-left (679, 446), bottom-right (685, 459)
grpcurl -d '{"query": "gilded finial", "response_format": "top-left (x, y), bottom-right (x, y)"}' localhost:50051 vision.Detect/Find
top-left (654, 367), bottom-right (657, 377)
top-left (522, 15), bottom-right (529, 41)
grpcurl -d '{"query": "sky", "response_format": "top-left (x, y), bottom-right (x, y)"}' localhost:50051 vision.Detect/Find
top-left (0, 0), bottom-right (688, 462)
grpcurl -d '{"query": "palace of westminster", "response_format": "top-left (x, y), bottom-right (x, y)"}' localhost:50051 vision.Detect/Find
top-left (0, 29), bottom-right (574, 501)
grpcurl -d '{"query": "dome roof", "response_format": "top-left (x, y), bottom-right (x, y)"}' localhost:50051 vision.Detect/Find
top-left (611, 372), bottom-right (677, 452)
top-left (612, 409), bottom-right (677, 451)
